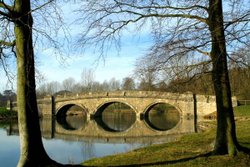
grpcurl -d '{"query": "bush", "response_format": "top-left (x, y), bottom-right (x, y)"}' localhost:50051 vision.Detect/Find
top-left (0, 107), bottom-right (17, 119)
top-left (0, 107), bottom-right (8, 113)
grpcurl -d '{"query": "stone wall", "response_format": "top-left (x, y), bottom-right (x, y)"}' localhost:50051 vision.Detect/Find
top-left (195, 94), bottom-right (237, 120)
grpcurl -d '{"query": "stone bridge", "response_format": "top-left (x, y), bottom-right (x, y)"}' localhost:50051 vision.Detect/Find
top-left (32, 91), bottom-right (237, 121)
top-left (10, 91), bottom-right (238, 135)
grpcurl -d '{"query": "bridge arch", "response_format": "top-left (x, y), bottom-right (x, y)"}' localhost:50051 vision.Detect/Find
top-left (143, 101), bottom-right (182, 131)
top-left (142, 100), bottom-right (182, 115)
top-left (56, 103), bottom-right (89, 117)
top-left (93, 101), bottom-right (137, 132)
top-left (56, 103), bottom-right (89, 131)
top-left (94, 100), bottom-right (137, 117)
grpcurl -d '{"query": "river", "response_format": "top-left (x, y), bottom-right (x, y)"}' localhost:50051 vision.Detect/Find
top-left (0, 103), bottom-right (194, 166)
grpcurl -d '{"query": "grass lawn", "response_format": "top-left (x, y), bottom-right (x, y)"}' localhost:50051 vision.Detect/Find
top-left (82, 105), bottom-right (250, 167)
top-left (234, 105), bottom-right (250, 118)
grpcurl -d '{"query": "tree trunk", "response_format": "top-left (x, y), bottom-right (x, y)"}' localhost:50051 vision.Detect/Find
top-left (14, 0), bottom-right (53, 166)
top-left (208, 0), bottom-right (239, 156)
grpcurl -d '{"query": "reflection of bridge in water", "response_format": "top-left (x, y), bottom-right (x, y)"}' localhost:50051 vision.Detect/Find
top-left (6, 118), bottom-right (185, 144)
top-left (39, 116), bottom-right (194, 143)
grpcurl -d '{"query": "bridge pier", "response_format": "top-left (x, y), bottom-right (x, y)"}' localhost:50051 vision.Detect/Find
top-left (139, 113), bottom-right (145, 120)
top-left (35, 96), bottom-right (56, 119)
top-left (89, 113), bottom-right (95, 120)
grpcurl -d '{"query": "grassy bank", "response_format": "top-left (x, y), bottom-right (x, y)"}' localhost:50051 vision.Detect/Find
top-left (0, 107), bottom-right (17, 120)
top-left (82, 105), bottom-right (250, 167)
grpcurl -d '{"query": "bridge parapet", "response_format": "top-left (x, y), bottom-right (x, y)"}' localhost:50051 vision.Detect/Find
top-left (54, 91), bottom-right (195, 102)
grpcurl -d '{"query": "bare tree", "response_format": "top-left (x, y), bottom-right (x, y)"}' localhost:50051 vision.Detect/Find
top-left (101, 80), bottom-right (110, 91)
top-left (36, 83), bottom-right (49, 98)
top-left (77, 0), bottom-right (250, 156)
top-left (62, 77), bottom-right (76, 92)
top-left (47, 81), bottom-right (62, 95)
top-left (122, 77), bottom-right (135, 90)
top-left (81, 68), bottom-right (95, 92)
top-left (91, 81), bottom-right (103, 92)
top-left (0, 0), bottom-right (72, 166)
top-left (134, 58), bottom-right (157, 91)
top-left (109, 77), bottom-right (121, 91)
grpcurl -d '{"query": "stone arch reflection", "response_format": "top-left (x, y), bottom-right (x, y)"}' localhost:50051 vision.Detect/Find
top-left (94, 102), bottom-right (136, 132)
top-left (56, 104), bottom-right (88, 130)
top-left (144, 103), bottom-right (180, 131)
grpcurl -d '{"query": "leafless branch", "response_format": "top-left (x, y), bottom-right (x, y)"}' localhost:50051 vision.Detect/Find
top-left (0, 1), bottom-right (13, 10)
top-left (0, 39), bottom-right (15, 47)
top-left (224, 12), bottom-right (250, 30)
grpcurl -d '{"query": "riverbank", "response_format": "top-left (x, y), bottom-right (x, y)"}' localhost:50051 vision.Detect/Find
top-left (82, 105), bottom-right (250, 167)
top-left (0, 107), bottom-right (17, 120)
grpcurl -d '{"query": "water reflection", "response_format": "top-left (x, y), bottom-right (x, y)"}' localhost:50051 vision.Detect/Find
top-left (1, 119), bottom-right (185, 165)
top-left (56, 105), bottom-right (88, 130)
top-left (95, 102), bottom-right (136, 132)
top-left (145, 103), bottom-right (180, 131)
top-left (57, 115), bottom-right (87, 130)
top-left (1, 105), bottom-right (195, 166)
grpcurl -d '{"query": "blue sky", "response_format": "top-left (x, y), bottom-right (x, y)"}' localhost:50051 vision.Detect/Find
top-left (0, 2), bottom-right (152, 93)
top-left (0, 31), bottom-right (151, 93)
top-left (36, 37), bottom-right (151, 85)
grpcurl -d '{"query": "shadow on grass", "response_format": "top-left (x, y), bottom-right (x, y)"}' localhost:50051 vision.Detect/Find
top-left (48, 153), bottom-right (212, 167)
top-left (60, 145), bottom-right (250, 167)
top-left (239, 145), bottom-right (250, 154)
top-left (85, 148), bottom-right (250, 167)
top-left (100, 152), bottom-right (212, 167)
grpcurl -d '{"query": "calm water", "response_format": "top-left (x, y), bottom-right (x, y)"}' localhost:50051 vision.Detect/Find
top-left (0, 120), bottom-right (153, 166)
top-left (0, 128), bottom-right (20, 167)
top-left (0, 103), bottom-right (194, 166)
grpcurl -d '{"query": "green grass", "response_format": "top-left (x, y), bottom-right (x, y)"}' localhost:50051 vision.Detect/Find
top-left (0, 107), bottom-right (10, 116)
top-left (234, 105), bottom-right (250, 117)
top-left (0, 107), bottom-right (8, 112)
top-left (0, 107), bottom-right (17, 119)
top-left (82, 105), bottom-right (250, 167)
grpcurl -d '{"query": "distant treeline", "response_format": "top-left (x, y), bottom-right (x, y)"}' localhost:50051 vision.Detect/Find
top-left (35, 67), bottom-right (250, 100)
top-left (0, 90), bottom-right (16, 107)
top-left (163, 67), bottom-right (250, 100)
